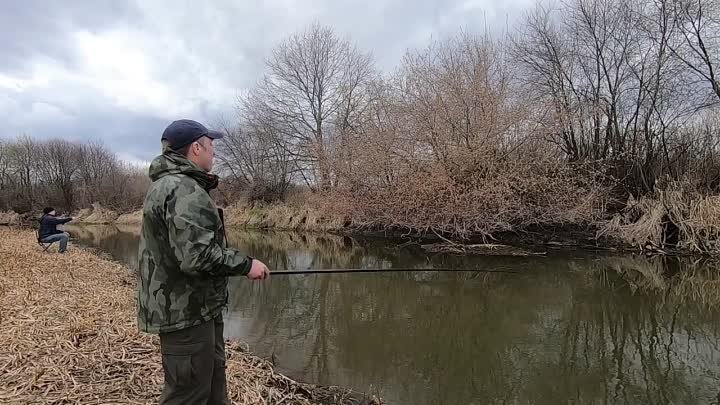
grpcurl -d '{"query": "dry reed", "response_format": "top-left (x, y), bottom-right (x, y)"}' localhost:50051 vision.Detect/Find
top-left (599, 183), bottom-right (720, 254)
top-left (80, 203), bottom-right (120, 225)
top-left (0, 211), bottom-right (21, 226)
top-left (0, 229), bottom-right (379, 405)
top-left (115, 210), bottom-right (143, 225)
top-left (223, 203), bottom-right (346, 232)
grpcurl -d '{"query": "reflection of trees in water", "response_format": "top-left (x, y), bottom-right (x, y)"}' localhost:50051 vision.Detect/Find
top-left (233, 270), bottom-right (556, 403)
top-left (232, 256), bottom-right (720, 405)
top-left (559, 256), bottom-right (720, 404)
top-left (553, 278), bottom-right (717, 405)
top-left (225, 228), bottom-right (528, 276)
top-left (65, 225), bottom-right (720, 404)
top-left (583, 255), bottom-right (720, 307)
top-left (226, 229), bottom-right (367, 271)
top-left (65, 224), bottom-right (141, 270)
top-left (504, 258), bottom-right (720, 404)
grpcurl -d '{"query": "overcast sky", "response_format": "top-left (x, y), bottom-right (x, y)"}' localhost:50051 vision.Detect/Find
top-left (0, 0), bottom-right (535, 165)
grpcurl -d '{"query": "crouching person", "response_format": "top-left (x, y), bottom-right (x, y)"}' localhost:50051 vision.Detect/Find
top-left (38, 207), bottom-right (73, 253)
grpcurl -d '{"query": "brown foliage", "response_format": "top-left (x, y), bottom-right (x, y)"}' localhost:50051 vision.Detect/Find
top-left (326, 35), bottom-right (609, 239)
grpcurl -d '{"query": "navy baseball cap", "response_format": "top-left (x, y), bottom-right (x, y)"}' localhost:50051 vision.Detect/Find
top-left (161, 119), bottom-right (224, 150)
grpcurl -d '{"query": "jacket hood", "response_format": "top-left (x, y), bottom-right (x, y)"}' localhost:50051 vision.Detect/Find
top-left (148, 148), bottom-right (219, 191)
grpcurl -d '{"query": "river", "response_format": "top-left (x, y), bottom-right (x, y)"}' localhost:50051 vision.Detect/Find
top-left (65, 224), bottom-right (720, 404)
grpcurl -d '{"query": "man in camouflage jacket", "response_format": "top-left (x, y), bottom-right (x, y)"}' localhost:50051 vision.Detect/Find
top-left (138, 119), bottom-right (270, 405)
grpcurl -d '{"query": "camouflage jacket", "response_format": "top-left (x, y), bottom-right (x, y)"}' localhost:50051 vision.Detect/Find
top-left (137, 150), bottom-right (252, 334)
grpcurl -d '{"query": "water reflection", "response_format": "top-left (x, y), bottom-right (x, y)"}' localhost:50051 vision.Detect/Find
top-left (65, 224), bottom-right (720, 404)
top-left (66, 224), bottom-right (142, 268)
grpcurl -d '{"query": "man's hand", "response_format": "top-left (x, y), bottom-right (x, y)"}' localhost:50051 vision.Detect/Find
top-left (247, 259), bottom-right (270, 280)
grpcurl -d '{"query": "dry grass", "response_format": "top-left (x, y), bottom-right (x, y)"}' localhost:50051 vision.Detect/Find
top-left (115, 210), bottom-right (143, 225)
top-left (224, 203), bottom-right (346, 232)
top-left (73, 208), bottom-right (92, 222)
top-left (327, 148), bottom-right (608, 240)
top-left (599, 183), bottom-right (720, 254)
top-left (0, 211), bottom-right (21, 226)
top-left (598, 195), bottom-right (666, 249)
top-left (0, 229), bottom-right (379, 405)
top-left (677, 195), bottom-right (720, 253)
top-left (80, 203), bottom-right (119, 224)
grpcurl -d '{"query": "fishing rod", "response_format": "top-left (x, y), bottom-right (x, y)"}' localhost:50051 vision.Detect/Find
top-left (270, 267), bottom-right (520, 275)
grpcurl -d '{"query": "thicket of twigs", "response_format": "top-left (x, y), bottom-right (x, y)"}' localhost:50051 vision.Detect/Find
top-left (215, 0), bottom-right (720, 246)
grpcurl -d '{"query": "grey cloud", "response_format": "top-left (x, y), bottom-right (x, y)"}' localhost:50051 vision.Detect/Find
top-left (0, 0), bottom-right (534, 162)
top-left (2, 86), bottom-right (167, 162)
top-left (0, 1), bottom-right (141, 75)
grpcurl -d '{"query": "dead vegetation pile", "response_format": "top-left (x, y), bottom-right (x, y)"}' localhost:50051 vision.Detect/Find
top-left (0, 211), bottom-right (21, 226)
top-left (73, 208), bottom-right (93, 221)
top-left (224, 202), bottom-right (346, 232)
top-left (599, 183), bottom-right (720, 254)
top-left (80, 203), bottom-right (120, 224)
top-left (116, 209), bottom-right (143, 225)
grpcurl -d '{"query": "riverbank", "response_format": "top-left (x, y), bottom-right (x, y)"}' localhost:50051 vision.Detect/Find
top-left (69, 203), bottom-right (346, 232)
top-left (0, 229), bottom-right (379, 405)
top-left (8, 182), bottom-right (720, 257)
top-left (224, 198), bottom-right (720, 257)
top-left (28, 223), bottom-right (720, 404)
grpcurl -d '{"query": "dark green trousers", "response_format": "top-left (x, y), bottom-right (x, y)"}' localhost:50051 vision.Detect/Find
top-left (159, 316), bottom-right (228, 405)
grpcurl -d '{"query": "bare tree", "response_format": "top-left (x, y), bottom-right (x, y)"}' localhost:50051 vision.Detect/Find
top-left (512, 0), bottom-right (695, 193)
top-left (35, 139), bottom-right (82, 210)
top-left (76, 140), bottom-right (119, 207)
top-left (670, 0), bottom-right (720, 105)
top-left (326, 33), bottom-right (608, 239)
top-left (215, 111), bottom-right (293, 203)
top-left (0, 140), bottom-right (7, 189)
top-left (0, 136), bottom-right (150, 214)
top-left (397, 34), bottom-right (523, 174)
top-left (100, 161), bottom-right (150, 211)
top-left (246, 23), bottom-right (375, 191)
top-left (0, 140), bottom-right (9, 210)
top-left (6, 135), bottom-right (39, 211)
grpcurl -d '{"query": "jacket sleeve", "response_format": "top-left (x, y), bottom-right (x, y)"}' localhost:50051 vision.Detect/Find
top-left (44, 216), bottom-right (72, 226)
top-left (164, 183), bottom-right (253, 277)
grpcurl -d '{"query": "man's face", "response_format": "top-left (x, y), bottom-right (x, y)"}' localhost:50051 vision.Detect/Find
top-left (191, 136), bottom-right (215, 172)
